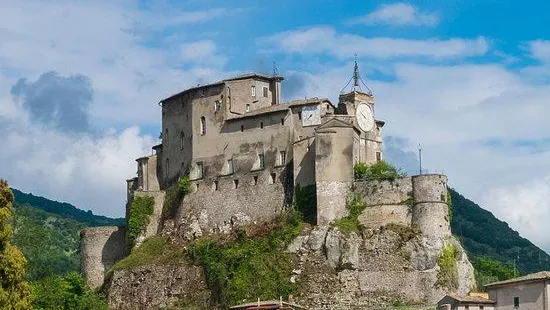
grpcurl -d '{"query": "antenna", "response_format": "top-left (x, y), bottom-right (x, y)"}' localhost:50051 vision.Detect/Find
top-left (418, 143), bottom-right (423, 175)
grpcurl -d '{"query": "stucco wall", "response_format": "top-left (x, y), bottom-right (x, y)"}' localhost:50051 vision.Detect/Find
top-left (487, 281), bottom-right (547, 310)
top-left (80, 226), bottom-right (126, 288)
top-left (315, 125), bottom-right (355, 225)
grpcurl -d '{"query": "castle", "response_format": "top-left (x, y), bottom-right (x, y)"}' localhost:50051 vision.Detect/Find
top-left (81, 63), bottom-right (462, 305)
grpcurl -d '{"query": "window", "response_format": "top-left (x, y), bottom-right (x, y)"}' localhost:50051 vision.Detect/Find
top-left (260, 122), bottom-right (264, 129)
top-left (281, 118), bottom-right (285, 125)
top-left (253, 175), bottom-right (258, 185)
top-left (246, 104), bottom-right (250, 112)
top-left (270, 173), bottom-right (276, 184)
top-left (263, 86), bottom-right (268, 97)
top-left (227, 159), bottom-right (234, 174)
top-left (241, 125), bottom-right (244, 132)
top-left (227, 87), bottom-right (232, 108)
top-left (200, 116), bottom-right (206, 135)
top-left (213, 180), bottom-right (219, 191)
top-left (251, 85), bottom-right (256, 97)
top-left (196, 162), bottom-right (204, 179)
top-left (258, 154), bottom-right (265, 169)
top-left (180, 131), bottom-right (185, 150)
top-left (514, 297), bottom-right (519, 308)
top-left (233, 179), bottom-right (239, 189)
top-left (214, 100), bottom-right (221, 113)
top-left (279, 151), bottom-right (286, 166)
top-left (376, 152), bottom-right (381, 162)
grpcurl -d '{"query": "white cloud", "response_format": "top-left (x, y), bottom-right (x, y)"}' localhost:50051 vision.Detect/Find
top-left (0, 97), bottom-right (154, 218)
top-left (261, 27), bottom-right (488, 59)
top-left (180, 40), bottom-right (228, 67)
top-left (482, 175), bottom-right (550, 251)
top-left (349, 2), bottom-right (439, 27)
top-left (528, 40), bottom-right (550, 63)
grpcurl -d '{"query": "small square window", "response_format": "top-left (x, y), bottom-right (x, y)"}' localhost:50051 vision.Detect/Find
top-left (279, 151), bottom-right (286, 166)
top-left (258, 154), bottom-right (265, 169)
top-left (260, 122), bottom-right (264, 129)
top-left (263, 86), bottom-right (268, 97)
top-left (246, 104), bottom-right (250, 112)
top-left (196, 162), bottom-right (204, 179)
top-left (227, 159), bottom-right (234, 174)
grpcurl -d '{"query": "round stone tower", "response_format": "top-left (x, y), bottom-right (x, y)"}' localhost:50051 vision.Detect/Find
top-left (411, 174), bottom-right (451, 240)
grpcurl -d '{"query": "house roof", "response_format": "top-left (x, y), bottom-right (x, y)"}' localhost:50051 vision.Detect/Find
top-left (229, 300), bottom-right (308, 310)
top-left (226, 104), bottom-right (290, 120)
top-left (485, 271), bottom-right (550, 288)
top-left (160, 73), bottom-right (283, 104)
top-left (443, 293), bottom-right (495, 304)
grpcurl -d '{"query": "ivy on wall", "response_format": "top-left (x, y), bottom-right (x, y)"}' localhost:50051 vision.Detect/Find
top-left (127, 195), bottom-right (155, 247)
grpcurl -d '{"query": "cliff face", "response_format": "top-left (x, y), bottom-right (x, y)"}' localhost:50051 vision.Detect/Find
top-left (287, 225), bottom-right (474, 309)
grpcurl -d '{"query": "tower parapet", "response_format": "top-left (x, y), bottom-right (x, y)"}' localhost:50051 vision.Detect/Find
top-left (411, 174), bottom-right (451, 240)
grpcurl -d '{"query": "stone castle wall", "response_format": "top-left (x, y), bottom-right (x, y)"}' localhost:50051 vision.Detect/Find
top-left (80, 226), bottom-right (126, 289)
top-left (163, 166), bottom-right (289, 240)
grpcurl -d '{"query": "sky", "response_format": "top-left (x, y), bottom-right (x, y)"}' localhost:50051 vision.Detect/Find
top-left (1, 0), bottom-right (550, 252)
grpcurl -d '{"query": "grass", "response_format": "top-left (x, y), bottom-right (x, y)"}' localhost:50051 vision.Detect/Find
top-left (111, 236), bottom-right (184, 271)
top-left (333, 196), bottom-right (367, 233)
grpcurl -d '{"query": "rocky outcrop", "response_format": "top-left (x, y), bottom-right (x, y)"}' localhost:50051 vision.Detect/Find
top-left (105, 262), bottom-right (210, 310)
top-left (287, 224), bottom-right (475, 309)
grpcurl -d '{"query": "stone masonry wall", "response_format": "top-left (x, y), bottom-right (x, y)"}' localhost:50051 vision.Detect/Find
top-left (132, 190), bottom-right (165, 248)
top-left (81, 226), bottom-right (126, 289)
top-left (165, 166), bottom-right (287, 240)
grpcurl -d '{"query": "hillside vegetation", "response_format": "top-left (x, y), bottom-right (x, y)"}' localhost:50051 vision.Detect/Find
top-left (11, 188), bottom-right (124, 227)
top-left (450, 188), bottom-right (550, 274)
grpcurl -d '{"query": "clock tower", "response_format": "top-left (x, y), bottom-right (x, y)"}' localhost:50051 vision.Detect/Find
top-left (335, 58), bottom-right (384, 164)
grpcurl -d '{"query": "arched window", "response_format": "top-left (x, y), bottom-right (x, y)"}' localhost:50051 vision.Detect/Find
top-left (180, 131), bottom-right (185, 150)
top-left (200, 116), bottom-right (206, 135)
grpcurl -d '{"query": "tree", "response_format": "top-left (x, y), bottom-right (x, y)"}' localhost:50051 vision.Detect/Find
top-left (0, 179), bottom-right (32, 309)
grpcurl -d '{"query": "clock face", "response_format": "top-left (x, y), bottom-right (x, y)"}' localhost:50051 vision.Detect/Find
top-left (356, 102), bottom-right (374, 132)
top-left (301, 105), bottom-right (321, 127)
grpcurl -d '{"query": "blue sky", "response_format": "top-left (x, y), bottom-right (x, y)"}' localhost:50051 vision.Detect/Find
top-left (2, 0), bottom-right (550, 252)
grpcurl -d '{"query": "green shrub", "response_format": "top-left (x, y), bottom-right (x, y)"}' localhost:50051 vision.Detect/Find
top-left (354, 160), bottom-right (406, 181)
top-left (333, 196), bottom-right (367, 233)
top-left (31, 271), bottom-right (108, 310)
top-left (163, 176), bottom-right (191, 219)
top-left (178, 176), bottom-right (191, 195)
top-left (187, 211), bottom-right (303, 308)
top-left (294, 184), bottom-right (316, 224)
top-left (472, 256), bottom-right (517, 291)
top-left (127, 195), bottom-right (155, 246)
top-left (111, 236), bottom-right (184, 271)
top-left (436, 243), bottom-right (459, 289)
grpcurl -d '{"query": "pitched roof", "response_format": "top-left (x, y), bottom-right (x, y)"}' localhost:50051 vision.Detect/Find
top-left (229, 300), bottom-right (308, 310)
top-left (485, 271), bottom-right (550, 288)
top-left (443, 293), bottom-right (495, 304)
top-left (226, 104), bottom-right (290, 120)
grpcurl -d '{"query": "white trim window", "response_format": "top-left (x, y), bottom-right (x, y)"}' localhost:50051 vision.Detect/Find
top-left (251, 85), bottom-right (256, 97)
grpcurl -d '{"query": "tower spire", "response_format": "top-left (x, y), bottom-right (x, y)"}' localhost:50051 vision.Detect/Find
top-left (353, 53), bottom-right (359, 87)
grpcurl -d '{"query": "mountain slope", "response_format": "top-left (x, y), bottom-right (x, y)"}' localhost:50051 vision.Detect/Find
top-left (11, 188), bottom-right (124, 226)
top-left (450, 188), bottom-right (550, 274)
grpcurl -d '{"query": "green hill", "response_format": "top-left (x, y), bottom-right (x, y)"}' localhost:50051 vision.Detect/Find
top-left (10, 188), bottom-right (124, 281)
top-left (11, 188), bottom-right (124, 226)
top-left (450, 188), bottom-right (550, 275)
